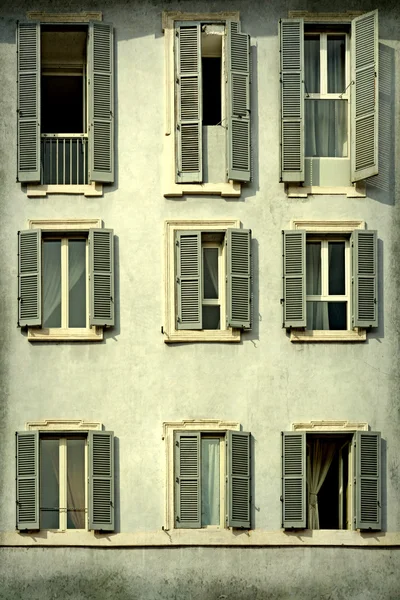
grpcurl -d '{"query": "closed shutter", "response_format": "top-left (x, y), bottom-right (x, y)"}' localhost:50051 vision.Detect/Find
top-left (226, 228), bottom-right (251, 329)
top-left (18, 229), bottom-right (41, 327)
top-left (175, 431), bottom-right (201, 528)
top-left (351, 230), bottom-right (378, 328)
top-left (176, 231), bottom-right (202, 330)
top-left (282, 230), bottom-right (306, 328)
top-left (88, 22), bottom-right (114, 183)
top-left (226, 431), bottom-right (251, 529)
top-left (88, 431), bottom-right (114, 531)
top-left (279, 19), bottom-right (304, 182)
top-left (175, 23), bottom-right (202, 183)
top-left (89, 229), bottom-right (114, 327)
top-left (17, 22), bottom-right (40, 183)
top-left (354, 431), bottom-right (381, 530)
top-left (282, 432), bottom-right (306, 528)
top-left (16, 431), bottom-right (39, 530)
top-left (227, 22), bottom-right (251, 182)
top-left (351, 11), bottom-right (379, 181)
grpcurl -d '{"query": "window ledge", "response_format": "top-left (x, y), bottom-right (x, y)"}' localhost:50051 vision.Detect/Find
top-left (28, 327), bottom-right (103, 342)
top-left (290, 329), bottom-right (366, 342)
top-left (164, 329), bottom-right (241, 343)
top-left (26, 183), bottom-right (103, 198)
top-left (164, 181), bottom-right (241, 198)
top-left (286, 182), bottom-right (366, 198)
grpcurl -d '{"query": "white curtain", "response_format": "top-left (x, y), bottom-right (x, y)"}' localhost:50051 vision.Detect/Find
top-left (201, 439), bottom-right (220, 526)
top-left (203, 249), bottom-right (218, 298)
top-left (307, 439), bottom-right (336, 529)
top-left (306, 243), bottom-right (329, 330)
top-left (67, 440), bottom-right (85, 529)
top-left (43, 241), bottom-right (62, 327)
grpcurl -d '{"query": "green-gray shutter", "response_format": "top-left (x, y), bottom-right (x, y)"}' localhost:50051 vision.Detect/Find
top-left (18, 229), bottom-right (41, 327)
top-left (176, 231), bottom-right (202, 330)
top-left (226, 228), bottom-right (252, 329)
top-left (17, 22), bottom-right (40, 183)
top-left (227, 21), bottom-right (251, 182)
top-left (175, 23), bottom-right (202, 183)
top-left (88, 431), bottom-right (114, 531)
top-left (88, 22), bottom-right (114, 183)
top-left (279, 19), bottom-right (304, 182)
top-left (282, 432), bottom-right (306, 529)
top-left (89, 229), bottom-right (114, 327)
top-left (282, 230), bottom-right (306, 328)
top-left (16, 431), bottom-right (39, 530)
top-left (351, 230), bottom-right (378, 328)
top-left (175, 431), bottom-right (201, 528)
top-left (354, 431), bottom-right (381, 530)
top-left (226, 431), bottom-right (251, 529)
top-left (351, 11), bottom-right (379, 181)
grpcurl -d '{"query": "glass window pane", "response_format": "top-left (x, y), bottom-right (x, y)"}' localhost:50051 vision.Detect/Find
top-left (327, 36), bottom-right (346, 93)
top-left (328, 242), bottom-right (346, 295)
top-left (67, 439), bottom-right (86, 529)
top-left (40, 439), bottom-right (59, 529)
top-left (68, 240), bottom-right (86, 328)
top-left (305, 100), bottom-right (348, 157)
top-left (306, 243), bottom-right (321, 295)
top-left (201, 438), bottom-right (220, 526)
top-left (307, 301), bottom-right (347, 330)
top-left (203, 248), bottom-right (219, 299)
top-left (43, 240), bottom-right (61, 328)
top-left (304, 35), bottom-right (320, 93)
top-left (202, 305), bottom-right (220, 330)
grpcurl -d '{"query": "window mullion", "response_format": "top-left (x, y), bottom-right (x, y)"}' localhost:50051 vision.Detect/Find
top-left (61, 239), bottom-right (68, 328)
top-left (220, 436), bottom-right (225, 528)
top-left (59, 438), bottom-right (67, 531)
top-left (321, 240), bottom-right (329, 296)
top-left (220, 239), bottom-right (226, 330)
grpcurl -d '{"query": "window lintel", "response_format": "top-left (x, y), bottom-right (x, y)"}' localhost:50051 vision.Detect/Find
top-left (26, 419), bottom-right (102, 431)
top-left (292, 420), bottom-right (368, 432)
top-left (27, 11), bottom-right (102, 22)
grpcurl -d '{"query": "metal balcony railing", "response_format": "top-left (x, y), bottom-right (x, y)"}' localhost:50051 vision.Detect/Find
top-left (41, 134), bottom-right (88, 185)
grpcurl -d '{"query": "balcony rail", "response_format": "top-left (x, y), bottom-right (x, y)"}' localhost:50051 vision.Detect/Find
top-left (41, 134), bottom-right (88, 185)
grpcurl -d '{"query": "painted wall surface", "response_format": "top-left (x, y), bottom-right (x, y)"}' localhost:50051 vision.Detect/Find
top-left (0, 0), bottom-right (400, 597)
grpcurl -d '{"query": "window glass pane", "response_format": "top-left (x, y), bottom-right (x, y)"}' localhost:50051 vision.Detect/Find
top-left (68, 240), bottom-right (86, 328)
top-left (201, 438), bottom-right (220, 526)
top-left (202, 58), bottom-right (222, 126)
top-left (41, 76), bottom-right (84, 134)
top-left (304, 35), bottom-right (320, 94)
top-left (43, 240), bottom-right (62, 328)
top-left (328, 242), bottom-right (346, 295)
top-left (202, 305), bottom-right (220, 329)
top-left (203, 248), bottom-right (219, 299)
top-left (307, 301), bottom-right (347, 330)
top-left (40, 439), bottom-right (59, 529)
top-left (306, 243), bottom-right (321, 295)
top-left (305, 100), bottom-right (348, 157)
top-left (327, 36), bottom-right (346, 93)
top-left (67, 439), bottom-right (85, 529)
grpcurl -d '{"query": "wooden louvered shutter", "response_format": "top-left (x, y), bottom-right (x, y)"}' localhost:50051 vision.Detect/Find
top-left (88, 22), bottom-right (114, 183)
top-left (88, 431), bottom-right (114, 531)
top-left (279, 19), bottom-right (304, 182)
top-left (282, 230), bottom-right (306, 328)
top-left (17, 22), bottom-right (40, 183)
top-left (354, 431), bottom-right (381, 530)
top-left (226, 228), bottom-right (251, 329)
top-left (18, 229), bottom-right (41, 327)
top-left (89, 229), bottom-right (114, 327)
top-left (176, 231), bottom-right (202, 330)
top-left (16, 431), bottom-right (39, 530)
top-left (227, 21), bottom-right (251, 182)
top-left (351, 230), bottom-right (378, 328)
top-left (282, 432), bottom-right (306, 529)
top-left (175, 431), bottom-right (201, 528)
top-left (226, 431), bottom-right (251, 529)
top-left (351, 11), bottom-right (379, 181)
top-left (175, 23), bottom-right (202, 183)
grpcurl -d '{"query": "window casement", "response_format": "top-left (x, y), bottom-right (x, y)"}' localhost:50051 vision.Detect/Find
top-left (282, 222), bottom-right (378, 341)
top-left (16, 428), bottom-right (114, 532)
top-left (18, 219), bottom-right (114, 341)
top-left (279, 10), bottom-right (378, 195)
top-left (164, 220), bottom-right (252, 343)
top-left (281, 429), bottom-right (381, 531)
top-left (17, 19), bottom-right (114, 197)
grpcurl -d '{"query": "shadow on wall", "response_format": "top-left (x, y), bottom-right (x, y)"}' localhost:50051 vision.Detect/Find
top-left (368, 237), bottom-right (384, 342)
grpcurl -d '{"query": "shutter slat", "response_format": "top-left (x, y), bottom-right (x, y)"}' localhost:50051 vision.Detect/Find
top-left (88, 431), bottom-right (114, 531)
top-left (352, 230), bottom-right (378, 327)
top-left (227, 431), bottom-right (251, 528)
top-left (16, 431), bottom-right (39, 530)
top-left (18, 229), bottom-right (41, 327)
top-left (226, 229), bottom-right (252, 329)
top-left (283, 230), bottom-right (306, 328)
top-left (89, 229), bottom-right (114, 327)
top-left (355, 431), bottom-right (381, 530)
top-left (175, 432), bottom-right (201, 528)
top-left (176, 231), bottom-right (202, 330)
top-left (282, 432), bottom-right (306, 528)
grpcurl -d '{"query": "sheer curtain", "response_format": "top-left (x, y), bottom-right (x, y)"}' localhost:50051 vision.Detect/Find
top-left (67, 439), bottom-right (85, 529)
top-left (306, 243), bottom-right (329, 330)
top-left (203, 249), bottom-right (218, 298)
top-left (201, 439), bottom-right (220, 526)
top-left (307, 439), bottom-right (336, 529)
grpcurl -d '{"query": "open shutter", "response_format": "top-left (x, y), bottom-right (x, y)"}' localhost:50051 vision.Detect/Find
top-left (18, 229), bottom-right (41, 327)
top-left (351, 11), bottom-right (379, 181)
top-left (280, 19), bottom-right (304, 182)
top-left (351, 230), bottom-right (378, 328)
top-left (175, 23), bottom-right (202, 183)
top-left (227, 21), bottom-right (251, 182)
top-left (354, 431), bottom-right (381, 530)
top-left (176, 231), bottom-right (202, 330)
top-left (88, 22), bottom-right (114, 183)
top-left (175, 431), bottom-right (201, 528)
top-left (226, 228), bottom-right (251, 329)
top-left (282, 230), bottom-right (306, 328)
top-left (226, 431), bottom-right (251, 529)
top-left (88, 431), bottom-right (114, 531)
top-left (282, 432), bottom-right (306, 528)
top-left (17, 22), bottom-right (40, 183)
top-left (89, 229), bottom-right (114, 327)
top-left (16, 431), bottom-right (39, 530)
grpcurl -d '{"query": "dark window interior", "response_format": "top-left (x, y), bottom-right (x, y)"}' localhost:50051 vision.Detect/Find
top-left (41, 76), bottom-right (83, 133)
top-left (202, 57), bottom-right (221, 126)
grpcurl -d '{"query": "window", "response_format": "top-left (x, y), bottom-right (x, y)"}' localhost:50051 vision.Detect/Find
top-left (282, 222), bottom-right (378, 341)
top-left (16, 427), bottom-right (114, 532)
top-left (282, 428), bottom-right (381, 531)
top-left (18, 219), bottom-right (114, 341)
top-left (164, 220), bottom-right (252, 343)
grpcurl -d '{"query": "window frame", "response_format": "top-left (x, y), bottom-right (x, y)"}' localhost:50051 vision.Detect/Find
top-left (201, 241), bottom-right (225, 330)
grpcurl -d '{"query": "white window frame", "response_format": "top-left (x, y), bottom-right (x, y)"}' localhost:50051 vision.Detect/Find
top-left (201, 240), bottom-right (225, 330)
